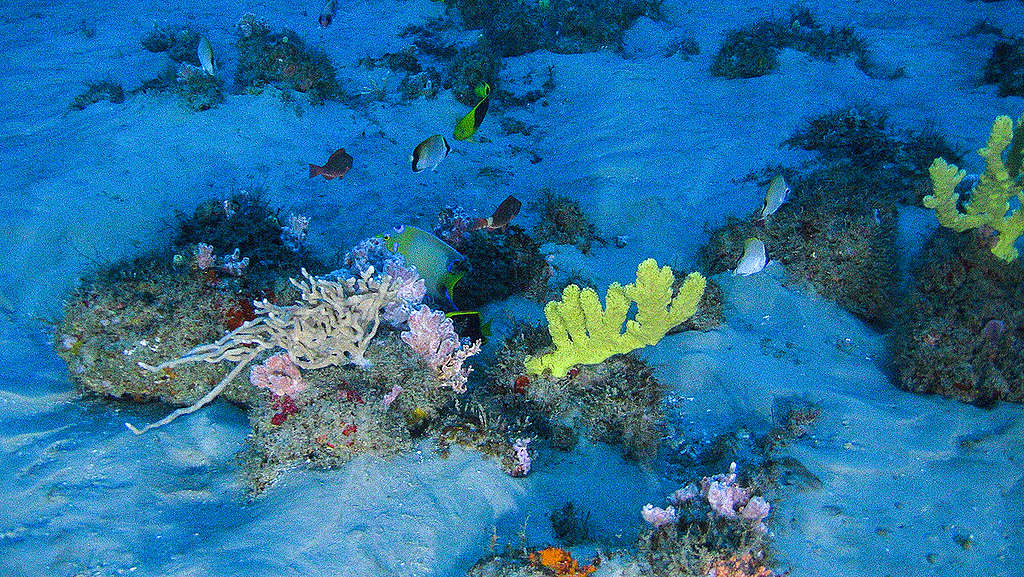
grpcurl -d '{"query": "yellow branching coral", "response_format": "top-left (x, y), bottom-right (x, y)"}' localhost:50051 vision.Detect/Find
top-left (525, 259), bottom-right (706, 377)
top-left (923, 114), bottom-right (1024, 262)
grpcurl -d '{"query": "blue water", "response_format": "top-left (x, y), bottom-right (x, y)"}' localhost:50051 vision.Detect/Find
top-left (3, 0), bottom-right (1024, 575)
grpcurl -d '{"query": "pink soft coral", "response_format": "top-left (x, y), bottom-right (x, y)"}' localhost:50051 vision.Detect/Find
top-left (250, 353), bottom-right (307, 396)
top-left (401, 305), bottom-right (481, 393)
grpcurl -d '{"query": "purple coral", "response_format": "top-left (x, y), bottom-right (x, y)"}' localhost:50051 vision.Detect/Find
top-left (401, 305), bottom-right (481, 393)
top-left (700, 463), bottom-right (770, 533)
top-left (510, 437), bottom-right (532, 477)
top-left (641, 504), bottom-right (679, 528)
top-left (250, 353), bottom-right (307, 397)
top-left (382, 261), bottom-right (427, 326)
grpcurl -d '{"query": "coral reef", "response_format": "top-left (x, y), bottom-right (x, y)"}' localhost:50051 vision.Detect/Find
top-left (523, 350), bottom-right (667, 461)
top-left (984, 37), bottom-right (1024, 97)
top-left (525, 259), bottom-right (705, 378)
top-left (141, 24), bottom-right (202, 65)
top-left (890, 228), bottom-right (1024, 405)
top-left (127, 268), bottom-right (399, 433)
top-left (450, 226), bottom-right (551, 309)
top-left (452, 0), bottom-right (661, 57)
top-left (636, 464), bottom-right (776, 577)
top-left (56, 195), bottom-right (321, 409)
top-left (174, 193), bottom-right (318, 284)
top-left (698, 105), bottom-right (961, 326)
top-left (69, 81), bottom-right (124, 111)
top-left (234, 15), bottom-right (340, 104)
top-left (923, 114), bottom-right (1024, 262)
top-left (242, 331), bottom-right (458, 491)
top-left (533, 190), bottom-right (605, 254)
top-left (711, 7), bottom-right (896, 80)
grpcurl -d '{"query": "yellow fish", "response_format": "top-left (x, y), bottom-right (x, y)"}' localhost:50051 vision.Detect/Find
top-left (197, 37), bottom-right (215, 75)
top-left (733, 237), bottom-right (767, 276)
top-left (760, 175), bottom-right (790, 219)
top-left (454, 83), bottom-right (491, 141)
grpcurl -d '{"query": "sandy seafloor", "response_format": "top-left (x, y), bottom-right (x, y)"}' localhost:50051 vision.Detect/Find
top-left (2, 0), bottom-right (1024, 575)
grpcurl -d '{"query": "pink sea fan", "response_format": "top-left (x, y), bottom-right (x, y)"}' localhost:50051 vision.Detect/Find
top-left (401, 305), bottom-right (481, 393)
top-left (641, 504), bottom-right (679, 528)
top-left (250, 353), bottom-right (307, 397)
top-left (195, 243), bottom-right (215, 270)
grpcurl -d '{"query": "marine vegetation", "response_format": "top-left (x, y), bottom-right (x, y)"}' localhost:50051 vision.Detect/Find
top-left (69, 81), bottom-right (125, 111)
top-left (451, 0), bottom-right (662, 57)
top-left (923, 114), bottom-right (1024, 262)
top-left (126, 268), bottom-right (401, 433)
top-left (451, 227), bottom-right (550, 309)
top-left (533, 190), bottom-right (606, 254)
top-left (984, 37), bottom-right (1024, 97)
top-left (525, 259), bottom-right (705, 378)
top-left (174, 193), bottom-right (317, 284)
top-left (890, 227), bottom-right (1024, 406)
top-left (711, 7), bottom-right (896, 80)
top-left (448, 42), bottom-right (503, 106)
top-left (700, 105), bottom-right (958, 325)
top-left (141, 23), bottom-right (202, 65)
top-left (234, 14), bottom-right (340, 104)
top-left (56, 194), bottom-right (322, 409)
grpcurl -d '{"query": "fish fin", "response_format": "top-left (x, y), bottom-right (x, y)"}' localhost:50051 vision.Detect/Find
top-left (308, 164), bottom-right (321, 178)
top-left (442, 271), bottom-right (466, 309)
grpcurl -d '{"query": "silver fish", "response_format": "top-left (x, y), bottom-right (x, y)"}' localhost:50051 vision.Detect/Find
top-left (197, 37), bottom-right (215, 75)
top-left (411, 135), bottom-right (451, 173)
top-left (760, 175), bottom-right (790, 219)
top-left (733, 237), bottom-right (767, 276)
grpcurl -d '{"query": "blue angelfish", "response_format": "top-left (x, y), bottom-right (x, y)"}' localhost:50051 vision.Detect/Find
top-left (379, 225), bottom-right (466, 304)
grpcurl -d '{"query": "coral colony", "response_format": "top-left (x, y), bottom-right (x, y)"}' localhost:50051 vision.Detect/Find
top-left (50, 4), bottom-right (1024, 571)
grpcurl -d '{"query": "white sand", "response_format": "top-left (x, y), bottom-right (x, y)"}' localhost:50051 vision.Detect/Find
top-left (2, 0), bottom-right (1023, 574)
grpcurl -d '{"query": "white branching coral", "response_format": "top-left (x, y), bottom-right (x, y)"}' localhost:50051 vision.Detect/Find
top-left (126, 268), bottom-right (398, 434)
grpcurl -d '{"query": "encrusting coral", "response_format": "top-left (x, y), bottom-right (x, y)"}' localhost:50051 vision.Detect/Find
top-left (127, 268), bottom-right (398, 433)
top-left (924, 114), bottom-right (1024, 262)
top-left (525, 259), bottom-right (705, 378)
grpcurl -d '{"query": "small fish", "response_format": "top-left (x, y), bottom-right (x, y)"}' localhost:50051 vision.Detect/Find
top-left (471, 195), bottom-right (522, 230)
top-left (454, 83), bottom-right (491, 141)
top-left (733, 237), bottom-right (767, 276)
top-left (411, 135), bottom-right (451, 173)
top-left (760, 175), bottom-right (790, 219)
top-left (197, 37), bottom-right (215, 75)
top-left (309, 148), bottom-right (353, 180)
top-left (319, 0), bottom-right (338, 27)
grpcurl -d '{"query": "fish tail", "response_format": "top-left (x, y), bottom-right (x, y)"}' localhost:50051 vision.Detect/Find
top-left (469, 218), bottom-right (488, 230)
top-left (308, 164), bottom-right (322, 178)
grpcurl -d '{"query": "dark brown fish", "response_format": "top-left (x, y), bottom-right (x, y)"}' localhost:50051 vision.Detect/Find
top-left (472, 195), bottom-right (522, 230)
top-left (319, 0), bottom-right (338, 27)
top-left (309, 148), bottom-right (353, 180)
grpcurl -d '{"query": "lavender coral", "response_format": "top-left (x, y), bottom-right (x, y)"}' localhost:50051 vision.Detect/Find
top-left (701, 463), bottom-right (771, 533)
top-left (641, 504), bottom-right (679, 528)
top-left (401, 305), bottom-right (481, 392)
